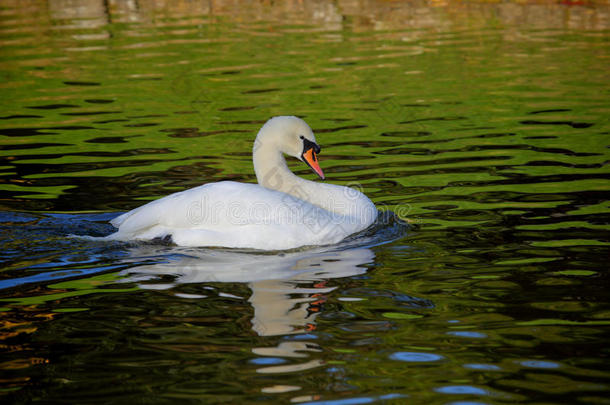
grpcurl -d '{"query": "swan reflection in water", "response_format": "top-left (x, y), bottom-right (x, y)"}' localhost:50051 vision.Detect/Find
top-left (120, 246), bottom-right (375, 374)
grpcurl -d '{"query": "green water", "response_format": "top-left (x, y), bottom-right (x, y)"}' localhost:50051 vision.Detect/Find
top-left (1, 1), bottom-right (610, 404)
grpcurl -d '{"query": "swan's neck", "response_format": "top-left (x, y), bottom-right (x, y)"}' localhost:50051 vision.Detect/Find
top-left (253, 144), bottom-right (302, 195)
top-left (253, 139), bottom-right (376, 222)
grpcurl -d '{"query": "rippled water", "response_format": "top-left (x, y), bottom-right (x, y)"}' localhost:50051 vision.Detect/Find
top-left (1, 1), bottom-right (610, 404)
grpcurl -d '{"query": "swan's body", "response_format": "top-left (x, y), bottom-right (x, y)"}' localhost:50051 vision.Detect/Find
top-left (106, 116), bottom-right (377, 250)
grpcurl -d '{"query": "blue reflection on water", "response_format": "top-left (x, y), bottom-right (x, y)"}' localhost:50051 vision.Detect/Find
top-left (285, 333), bottom-right (319, 340)
top-left (435, 385), bottom-right (488, 395)
top-left (0, 264), bottom-right (125, 290)
top-left (389, 352), bottom-right (444, 362)
top-left (301, 393), bottom-right (405, 405)
top-left (447, 331), bottom-right (488, 338)
top-left (249, 357), bottom-right (287, 365)
top-left (520, 360), bottom-right (561, 369)
top-left (464, 364), bottom-right (502, 371)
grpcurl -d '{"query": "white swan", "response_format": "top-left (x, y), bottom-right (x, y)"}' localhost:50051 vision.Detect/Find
top-left (105, 116), bottom-right (377, 250)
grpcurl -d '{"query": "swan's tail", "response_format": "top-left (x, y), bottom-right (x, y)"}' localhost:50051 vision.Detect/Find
top-left (69, 225), bottom-right (171, 244)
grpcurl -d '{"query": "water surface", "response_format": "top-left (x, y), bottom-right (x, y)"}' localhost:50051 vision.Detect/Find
top-left (1, 1), bottom-right (610, 404)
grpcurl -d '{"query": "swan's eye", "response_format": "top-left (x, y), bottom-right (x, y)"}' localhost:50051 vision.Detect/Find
top-left (299, 135), bottom-right (305, 140)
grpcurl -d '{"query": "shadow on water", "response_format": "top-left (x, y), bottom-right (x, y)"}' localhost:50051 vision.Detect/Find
top-left (0, 209), bottom-right (418, 402)
top-left (0, 210), bottom-right (409, 292)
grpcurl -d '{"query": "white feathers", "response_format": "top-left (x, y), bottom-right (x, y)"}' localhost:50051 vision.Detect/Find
top-left (104, 116), bottom-right (377, 250)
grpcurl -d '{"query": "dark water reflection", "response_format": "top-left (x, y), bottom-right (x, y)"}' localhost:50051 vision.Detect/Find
top-left (1, 0), bottom-right (610, 404)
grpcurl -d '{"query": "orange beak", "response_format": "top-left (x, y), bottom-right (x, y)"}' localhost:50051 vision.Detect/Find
top-left (302, 148), bottom-right (325, 180)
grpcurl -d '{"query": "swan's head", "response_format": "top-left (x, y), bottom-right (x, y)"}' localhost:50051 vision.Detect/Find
top-left (256, 116), bottom-right (325, 180)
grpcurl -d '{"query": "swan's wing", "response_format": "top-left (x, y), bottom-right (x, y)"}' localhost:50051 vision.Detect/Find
top-left (110, 181), bottom-right (252, 235)
top-left (110, 181), bottom-right (329, 233)
top-left (108, 181), bottom-right (367, 249)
